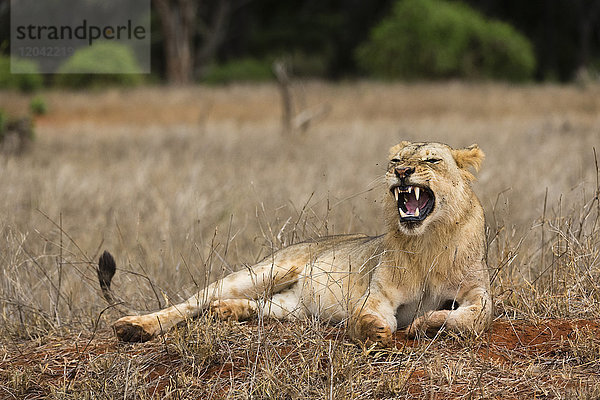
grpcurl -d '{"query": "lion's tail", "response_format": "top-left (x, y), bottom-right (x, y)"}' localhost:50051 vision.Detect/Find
top-left (97, 251), bottom-right (141, 316)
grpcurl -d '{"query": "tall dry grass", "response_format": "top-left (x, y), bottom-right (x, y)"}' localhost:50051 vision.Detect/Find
top-left (1, 81), bottom-right (599, 334)
top-left (0, 82), bottom-right (599, 397)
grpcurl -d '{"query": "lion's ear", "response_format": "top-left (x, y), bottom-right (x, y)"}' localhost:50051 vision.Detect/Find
top-left (388, 141), bottom-right (411, 158)
top-left (451, 144), bottom-right (485, 172)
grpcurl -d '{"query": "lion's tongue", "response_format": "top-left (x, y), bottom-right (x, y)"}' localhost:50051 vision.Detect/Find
top-left (405, 191), bottom-right (429, 214)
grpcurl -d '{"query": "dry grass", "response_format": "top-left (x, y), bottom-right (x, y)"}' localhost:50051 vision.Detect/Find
top-left (0, 81), bottom-right (599, 399)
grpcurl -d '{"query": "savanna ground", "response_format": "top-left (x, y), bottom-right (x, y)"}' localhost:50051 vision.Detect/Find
top-left (0, 81), bottom-right (599, 399)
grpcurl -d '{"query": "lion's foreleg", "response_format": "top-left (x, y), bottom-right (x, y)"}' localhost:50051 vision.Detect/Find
top-left (406, 286), bottom-right (491, 338)
top-left (350, 280), bottom-right (407, 345)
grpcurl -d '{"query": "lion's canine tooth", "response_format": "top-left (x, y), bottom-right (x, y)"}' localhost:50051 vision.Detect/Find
top-left (394, 187), bottom-right (399, 201)
top-left (408, 186), bottom-right (412, 194)
top-left (415, 187), bottom-right (420, 201)
top-left (415, 207), bottom-right (420, 217)
top-left (399, 208), bottom-right (408, 218)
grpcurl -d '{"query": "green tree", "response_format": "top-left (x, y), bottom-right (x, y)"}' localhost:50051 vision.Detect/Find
top-left (54, 42), bottom-right (143, 88)
top-left (356, 0), bottom-right (535, 81)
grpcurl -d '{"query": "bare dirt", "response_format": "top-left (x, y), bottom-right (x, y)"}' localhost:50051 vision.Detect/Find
top-left (2, 318), bottom-right (599, 399)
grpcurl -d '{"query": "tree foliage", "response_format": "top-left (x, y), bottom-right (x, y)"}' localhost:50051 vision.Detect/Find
top-left (0, 0), bottom-right (598, 83)
top-left (54, 42), bottom-right (144, 88)
top-left (355, 0), bottom-right (535, 81)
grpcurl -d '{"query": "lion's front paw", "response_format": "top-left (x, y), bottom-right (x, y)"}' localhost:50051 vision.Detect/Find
top-left (353, 314), bottom-right (393, 346)
top-left (406, 310), bottom-right (450, 338)
top-left (113, 316), bottom-right (158, 342)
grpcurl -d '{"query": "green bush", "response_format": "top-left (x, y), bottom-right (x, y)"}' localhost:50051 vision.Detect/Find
top-left (29, 96), bottom-right (48, 116)
top-left (356, 0), bottom-right (536, 81)
top-left (0, 56), bottom-right (43, 92)
top-left (54, 42), bottom-right (144, 88)
top-left (477, 20), bottom-right (537, 81)
top-left (202, 58), bottom-right (273, 84)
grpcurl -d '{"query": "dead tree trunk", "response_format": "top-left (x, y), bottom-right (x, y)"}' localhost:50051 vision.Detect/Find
top-left (273, 60), bottom-right (293, 135)
top-left (272, 60), bottom-right (331, 135)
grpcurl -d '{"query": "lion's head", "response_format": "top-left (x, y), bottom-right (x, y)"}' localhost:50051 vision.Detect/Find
top-left (384, 141), bottom-right (484, 236)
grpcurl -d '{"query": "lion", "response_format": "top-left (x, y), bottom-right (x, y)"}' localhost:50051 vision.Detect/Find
top-left (98, 141), bottom-right (492, 345)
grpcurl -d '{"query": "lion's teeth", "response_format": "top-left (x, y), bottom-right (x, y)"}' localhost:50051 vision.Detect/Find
top-left (408, 186), bottom-right (412, 194)
top-left (415, 207), bottom-right (420, 217)
top-left (399, 208), bottom-right (408, 218)
top-left (415, 187), bottom-right (420, 201)
top-left (394, 187), bottom-right (399, 201)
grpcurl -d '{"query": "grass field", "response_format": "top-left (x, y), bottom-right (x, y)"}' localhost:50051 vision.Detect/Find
top-left (0, 81), bottom-right (599, 399)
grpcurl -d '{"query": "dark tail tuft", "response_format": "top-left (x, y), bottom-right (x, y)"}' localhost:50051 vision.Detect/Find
top-left (98, 250), bottom-right (116, 291)
top-left (97, 250), bottom-right (141, 316)
top-left (98, 250), bottom-right (121, 311)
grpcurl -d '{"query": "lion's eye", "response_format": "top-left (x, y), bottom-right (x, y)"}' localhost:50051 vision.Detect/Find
top-left (390, 158), bottom-right (401, 163)
top-left (424, 158), bottom-right (442, 164)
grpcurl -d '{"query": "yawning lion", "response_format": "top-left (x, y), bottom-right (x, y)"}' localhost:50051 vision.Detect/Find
top-left (99, 141), bottom-right (491, 344)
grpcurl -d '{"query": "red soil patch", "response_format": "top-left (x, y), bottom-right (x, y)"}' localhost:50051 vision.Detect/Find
top-left (482, 319), bottom-right (600, 363)
top-left (388, 318), bottom-right (600, 356)
top-left (387, 319), bottom-right (600, 399)
top-left (2, 319), bottom-right (599, 398)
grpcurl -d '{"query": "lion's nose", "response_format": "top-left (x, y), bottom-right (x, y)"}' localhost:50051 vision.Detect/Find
top-left (395, 166), bottom-right (414, 179)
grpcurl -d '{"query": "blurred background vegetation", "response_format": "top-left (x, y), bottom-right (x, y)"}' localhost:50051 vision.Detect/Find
top-left (0, 0), bottom-right (599, 89)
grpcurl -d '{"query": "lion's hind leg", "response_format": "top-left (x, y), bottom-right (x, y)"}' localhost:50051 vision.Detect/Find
top-left (109, 255), bottom-right (304, 341)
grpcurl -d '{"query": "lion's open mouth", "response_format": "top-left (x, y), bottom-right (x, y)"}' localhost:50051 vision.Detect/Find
top-left (390, 185), bottom-right (435, 223)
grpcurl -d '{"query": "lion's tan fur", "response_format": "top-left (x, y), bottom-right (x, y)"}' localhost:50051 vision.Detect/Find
top-left (109, 141), bottom-right (491, 344)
